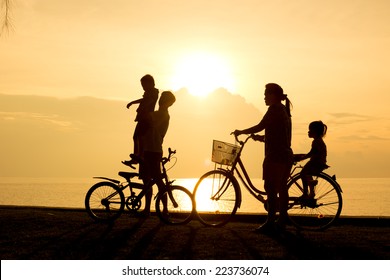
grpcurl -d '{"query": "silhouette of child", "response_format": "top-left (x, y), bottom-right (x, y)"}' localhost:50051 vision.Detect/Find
top-left (294, 121), bottom-right (329, 199)
top-left (138, 91), bottom-right (176, 216)
top-left (122, 74), bottom-right (159, 168)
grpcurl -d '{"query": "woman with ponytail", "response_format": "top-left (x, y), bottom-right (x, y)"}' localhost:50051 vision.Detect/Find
top-left (234, 83), bottom-right (293, 234)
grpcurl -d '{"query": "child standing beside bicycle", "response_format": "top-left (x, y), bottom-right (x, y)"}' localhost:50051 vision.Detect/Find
top-left (294, 121), bottom-right (329, 199)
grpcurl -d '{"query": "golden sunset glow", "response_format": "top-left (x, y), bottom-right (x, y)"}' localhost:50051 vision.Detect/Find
top-left (170, 52), bottom-right (235, 97)
top-left (1, 2), bottom-right (389, 272)
top-left (0, 0), bottom-right (389, 180)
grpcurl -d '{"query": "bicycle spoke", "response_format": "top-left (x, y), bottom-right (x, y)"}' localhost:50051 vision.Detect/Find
top-left (155, 186), bottom-right (194, 225)
top-left (287, 173), bottom-right (342, 230)
top-left (193, 170), bottom-right (239, 227)
top-left (85, 182), bottom-right (125, 222)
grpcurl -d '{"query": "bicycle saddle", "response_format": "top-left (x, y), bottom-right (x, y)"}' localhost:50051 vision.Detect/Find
top-left (118, 171), bottom-right (139, 181)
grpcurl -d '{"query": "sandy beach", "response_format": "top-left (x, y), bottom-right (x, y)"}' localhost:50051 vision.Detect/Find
top-left (0, 206), bottom-right (389, 260)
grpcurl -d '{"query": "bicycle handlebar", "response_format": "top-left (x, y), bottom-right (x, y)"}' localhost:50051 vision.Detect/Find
top-left (168, 147), bottom-right (176, 158)
top-left (231, 132), bottom-right (265, 146)
top-left (232, 132), bottom-right (302, 163)
top-left (162, 148), bottom-right (176, 165)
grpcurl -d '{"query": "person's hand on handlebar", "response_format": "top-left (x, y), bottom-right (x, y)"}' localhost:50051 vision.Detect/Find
top-left (252, 134), bottom-right (265, 142)
top-left (293, 154), bottom-right (306, 162)
top-left (231, 130), bottom-right (244, 143)
top-left (233, 130), bottom-right (264, 142)
top-left (232, 129), bottom-right (242, 136)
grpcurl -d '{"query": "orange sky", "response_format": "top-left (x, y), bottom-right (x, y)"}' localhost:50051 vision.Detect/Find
top-left (1, 0), bottom-right (390, 178)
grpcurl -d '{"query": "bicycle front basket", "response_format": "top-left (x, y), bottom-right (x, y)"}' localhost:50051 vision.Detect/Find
top-left (212, 140), bottom-right (240, 166)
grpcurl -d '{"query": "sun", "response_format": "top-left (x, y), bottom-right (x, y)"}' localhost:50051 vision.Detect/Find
top-left (170, 52), bottom-right (235, 97)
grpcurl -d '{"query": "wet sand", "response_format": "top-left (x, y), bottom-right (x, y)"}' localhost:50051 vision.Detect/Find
top-left (0, 206), bottom-right (389, 260)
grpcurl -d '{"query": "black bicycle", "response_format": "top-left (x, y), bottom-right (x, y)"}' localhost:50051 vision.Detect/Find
top-left (193, 134), bottom-right (343, 230)
top-left (85, 148), bottom-right (195, 225)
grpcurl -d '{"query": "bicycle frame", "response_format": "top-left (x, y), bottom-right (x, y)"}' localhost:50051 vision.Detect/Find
top-left (288, 164), bottom-right (343, 196)
top-left (216, 135), bottom-right (267, 206)
top-left (231, 134), bottom-right (342, 202)
top-left (195, 134), bottom-right (343, 229)
top-left (94, 148), bottom-right (178, 210)
top-left (86, 147), bottom-right (196, 225)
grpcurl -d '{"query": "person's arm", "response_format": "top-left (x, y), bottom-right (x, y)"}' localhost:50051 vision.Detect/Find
top-left (251, 134), bottom-right (265, 142)
top-left (294, 153), bottom-right (310, 162)
top-left (234, 109), bottom-right (269, 136)
top-left (126, 98), bottom-right (143, 109)
top-left (294, 141), bottom-right (314, 161)
top-left (235, 123), bottom-right (264, 135)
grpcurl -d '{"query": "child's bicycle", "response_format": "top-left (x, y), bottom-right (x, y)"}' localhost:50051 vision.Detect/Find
top-left (85, 148), bottom-right (195, 225)
top-left (193, 134), bottom-right (343, 231)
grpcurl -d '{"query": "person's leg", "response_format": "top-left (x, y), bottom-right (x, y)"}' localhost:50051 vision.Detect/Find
top-left (300, 164), bottom-right (310, 197)
top-left (149, 152), bottom-right (168, 213)
top-left (156, 179), bottom-right (168, 213)
top-left (133, 123), bottom-right (140, 156)
top-left (122, 123), bottom-right (141, 168)
top-left (140, 152), bottom-right (153, 216)
top-left (254, 179), bottom-right (277, 233)
top-left (276, 162), bottom-right (292, 228)
top-left (255, 158), bottom-right (277, 232)
top-left (301, 163), bottom-right (320, 198)
top-left (256, 161), bottom-right (291, 233)
top-left (264, 179), bottom-right (277, 223)
top-left (308, 176), bottom-right (318, 198)
top-left (140, 181), bottom-right (152, 216)
top-left (130, 121), bottom-right (148, 160)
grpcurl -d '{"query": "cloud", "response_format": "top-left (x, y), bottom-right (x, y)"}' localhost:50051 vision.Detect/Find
top-left (1, 91), bottom-right (388, 178)
top-left (327, 112), bottom-right (377, 125)
top-left (0, 90), bottom-right (263, 178)
top-left (337, 134), bottom-right (390, 142)
top-left (324, 112), bottom-right (390, 143)
top-left (0, 111), bottom-right (76, 131)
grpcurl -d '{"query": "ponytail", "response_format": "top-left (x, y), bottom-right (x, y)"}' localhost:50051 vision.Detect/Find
top-left (283, 94), bottom-right (292, 117)
top-left (322, 123), bottom-right (328, 137)
top-left (309, 121), bottom-right (327, 137)
top-left (265, 83), bottom-right (292, 117)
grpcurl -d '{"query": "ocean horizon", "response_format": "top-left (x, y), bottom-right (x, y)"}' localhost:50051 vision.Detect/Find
top-left (0, 177), bottom-right (389, 218)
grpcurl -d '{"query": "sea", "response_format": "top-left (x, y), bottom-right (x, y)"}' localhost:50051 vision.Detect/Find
top-left (0, 177), bottom-right (389, 217)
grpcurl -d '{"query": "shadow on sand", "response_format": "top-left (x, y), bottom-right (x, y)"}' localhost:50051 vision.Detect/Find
top-left (0, 207), bottom-right (389, 260)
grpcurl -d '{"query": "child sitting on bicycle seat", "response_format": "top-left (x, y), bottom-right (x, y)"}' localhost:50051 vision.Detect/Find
top-left (139, 91), bottom-right (176, 216)
top-left (294, 121), bottom-right (329, 199)
top-left (122, 74), bottom-right (159, 168)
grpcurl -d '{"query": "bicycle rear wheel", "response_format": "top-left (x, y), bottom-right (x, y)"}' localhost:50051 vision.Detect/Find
top-left (155, 185), bottom-right (195, 225)
top-left (287, 173), bottom-right (343, 230)
top-left (193, 170), bottom-right (240, 227)
top-left (85, 181), bottom-right (125, 222)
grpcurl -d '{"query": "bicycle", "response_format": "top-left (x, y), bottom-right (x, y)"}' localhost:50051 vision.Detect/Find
top-left (85, 148), bottom-right (195, 225)
top-left (193, 134), bottom-right (343, 230)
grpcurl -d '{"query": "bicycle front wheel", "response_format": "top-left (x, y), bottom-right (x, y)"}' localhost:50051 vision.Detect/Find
top-left (155, 185), bottom-right (195, 225)
top-left (85, 181), bottom-right (125, 222)
top-left (287, 173), bottom-right (343, 230)
top-left (193, 170), bottom-right (240, 227)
